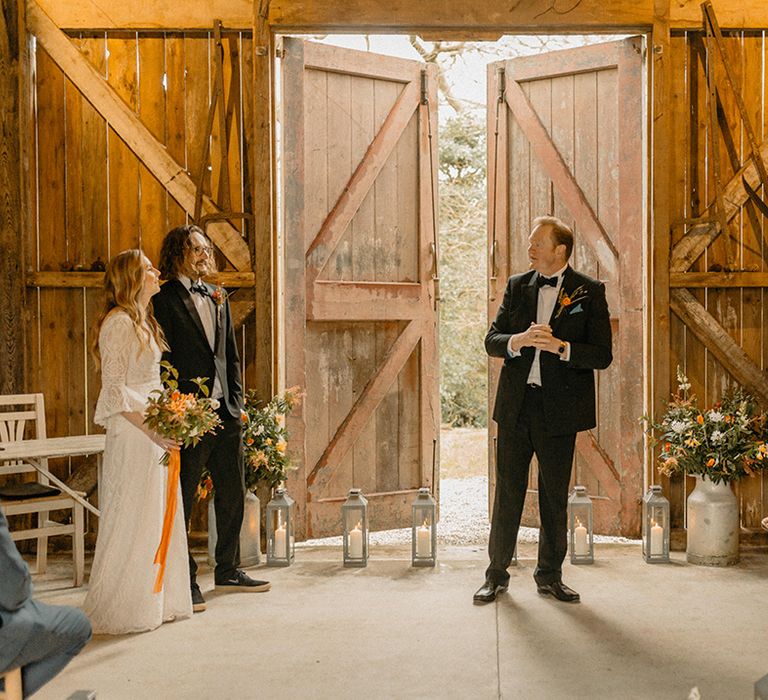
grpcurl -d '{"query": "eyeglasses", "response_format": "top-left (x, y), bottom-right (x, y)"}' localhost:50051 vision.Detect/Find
top-left (190, 245), bottom-right (213, 256)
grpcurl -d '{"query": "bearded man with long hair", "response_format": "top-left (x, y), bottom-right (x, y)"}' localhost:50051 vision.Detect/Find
top-left (153, 225), bottom-right (270, 613)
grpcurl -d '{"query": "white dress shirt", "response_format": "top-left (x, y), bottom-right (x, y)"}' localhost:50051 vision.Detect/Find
top-left (179, 275), bottom-right (223, 400)
top-left (507, 264), bottom-right (570, 386)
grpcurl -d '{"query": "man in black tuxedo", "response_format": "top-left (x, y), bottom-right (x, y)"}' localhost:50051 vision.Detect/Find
top-left (154, 224), bottom-right (270, 613)
top-left (474, 216), bottom-right (612, 604)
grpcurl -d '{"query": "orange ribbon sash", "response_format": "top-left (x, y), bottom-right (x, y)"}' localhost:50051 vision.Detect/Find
top-left (153, 447), bottom-right (180, 594)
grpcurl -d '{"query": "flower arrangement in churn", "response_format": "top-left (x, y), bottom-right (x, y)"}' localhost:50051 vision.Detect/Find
top-left (241, 386), bottom-right (302, 491)
top-left (196, 386), bottom-right (302, 499)
top-left (644, 367), bottom-right (768, 485)
top-left (143, 361), bottom-right (221, 592)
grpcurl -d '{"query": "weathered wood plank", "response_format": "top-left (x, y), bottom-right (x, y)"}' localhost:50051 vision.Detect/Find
top-left (27, 1), bottom-right (251, 270)
top-left (308, 281), bottom-right (424, 321)
top-left (107, 33), bottom-right (140, 253)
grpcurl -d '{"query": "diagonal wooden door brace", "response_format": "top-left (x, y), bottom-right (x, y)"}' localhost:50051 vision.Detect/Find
top-left (304, 78), bottom-right (421, 285)
top-left (670, 289), bottom-right (768, 405)
top-left (306, 320), bottom-right (422, 494)
top-left (504, 76), bottom-right (619, 279)
top-left (27, 0), bottom-right (251, 271)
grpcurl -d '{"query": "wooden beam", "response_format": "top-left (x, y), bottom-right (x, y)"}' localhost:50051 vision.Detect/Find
top-left (670, 272), bottom-right (768, 288)
top-left (27, 0), bottom-right (252, 271)
top-left (26, 271), bottom-right (255, 288)
top-left (305, 77), bottom-right (421, 283)
top-left (669, 140), bottom-right (768, 272)
top-left (0, 0), bottom-right (25, 394)
top-left (670, 289), bottom-right (768, 406)
top-left (504, 76), bottom-right (619, 279)
top-left (35, 0), bottom-right (253, 30)
top-left (269, 0), bottom-right (657, 32)
top-left (230, 299), bottom-right (255, 330)
top-left (650, 3), bottom-right (672, 490)
top-left (29, 0), bottom-right (768, 33)
top-left (575, 431), bottom-right (621, 497)
top-left (251, 1), bottom-right (275, 403)
top-left (306, 320), bottom-right (422, 493)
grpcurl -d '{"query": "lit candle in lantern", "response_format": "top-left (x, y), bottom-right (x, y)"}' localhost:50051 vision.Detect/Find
top-left (349, 521), bottom-right (363, 559)
top-left (650, 520), bottom-right (663, 556)
top-left (416, 520), bottom-right (431, 558)
top-left (574, 518), bottom-right (588, 556)
top-left (274, 522), bottom-right (287, 558)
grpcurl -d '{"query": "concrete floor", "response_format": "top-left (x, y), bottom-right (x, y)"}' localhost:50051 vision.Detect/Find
top-left (29, 542), bottom-right (768, 700)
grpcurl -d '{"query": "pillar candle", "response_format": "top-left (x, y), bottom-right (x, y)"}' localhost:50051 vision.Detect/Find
top-left (650, 520), bottom-right (663, 556)
top-left (574, 519), bottom-right (589, 556)
top-left (274, 522), bottom-right (287, 558)
top-left (416, 522), bottom-right (431, 557)
top-left (349, 522), bottom-right (363, 559)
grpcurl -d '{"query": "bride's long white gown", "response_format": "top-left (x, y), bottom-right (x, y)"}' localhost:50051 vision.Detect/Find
top-left (84, 311), bottom-right (192, 634)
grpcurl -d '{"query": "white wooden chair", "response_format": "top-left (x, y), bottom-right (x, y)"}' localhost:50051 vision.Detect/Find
top-left (0, 394), bottom-right (85, 587)
top-left (0, 668), bottom-right (22, 700)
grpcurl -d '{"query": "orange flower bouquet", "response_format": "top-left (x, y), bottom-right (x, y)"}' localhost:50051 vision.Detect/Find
top-left (144, 361), bottom-right (221, 592)
top-left (144, 362), bottom-right (221, 457)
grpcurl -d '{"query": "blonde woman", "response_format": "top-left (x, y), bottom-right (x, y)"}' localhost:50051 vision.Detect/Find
top-left (84, 250), bottom-right (192, 634)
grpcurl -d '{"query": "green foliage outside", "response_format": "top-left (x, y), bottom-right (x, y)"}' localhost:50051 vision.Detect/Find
top-left (438, 113), bottom-right (488, 427)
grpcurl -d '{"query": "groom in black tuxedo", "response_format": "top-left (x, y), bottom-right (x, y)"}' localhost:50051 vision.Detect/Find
top-left (154, 224), bottom-right (270, 613)
top-left (474, 216), bottom-right (612, 605)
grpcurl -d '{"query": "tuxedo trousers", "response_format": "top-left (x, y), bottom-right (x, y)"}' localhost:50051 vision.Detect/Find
top-left (180, 407), bottom-right (245, 583)
top-left (486, 385), bottom-right (576, 586)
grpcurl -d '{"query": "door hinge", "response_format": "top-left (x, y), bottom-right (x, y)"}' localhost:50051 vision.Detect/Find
top-left (420, 69), bottom-right (428, 105)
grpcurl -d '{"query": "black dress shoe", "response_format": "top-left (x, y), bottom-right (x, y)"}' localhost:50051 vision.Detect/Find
top-left (473, 579), bottom-right (508, 604)
top-left (536, 580), bottom-right (580, 603)
top-left (191, 583), bottom-right (206, 613)
top-left (215, 569), bottom-right (271, 592)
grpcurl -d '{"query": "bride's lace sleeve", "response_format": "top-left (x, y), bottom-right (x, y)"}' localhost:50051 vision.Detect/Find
top-left (93, 313), bottom-right (148, 427)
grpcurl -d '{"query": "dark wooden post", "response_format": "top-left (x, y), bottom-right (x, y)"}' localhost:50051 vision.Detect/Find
top-left (0, 0), bottom-right (26, 394)
top-left (252, 0), bottom-right (275, 404)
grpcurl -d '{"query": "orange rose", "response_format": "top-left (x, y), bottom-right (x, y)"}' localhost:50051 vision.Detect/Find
top-left (561, 296), bottom-right (572, 306)
top-left (171, 390), bottom-right (180, 401)
top-left (696, 414), bottom-right (704, 425)
top-left (706, 458), bottom-right (715, 467)
top-left (246, 437), bottom-right (254, 446)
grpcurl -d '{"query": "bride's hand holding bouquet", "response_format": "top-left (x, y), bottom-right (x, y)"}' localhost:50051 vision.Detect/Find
top-left (144, 362), bottom-right (221, 455)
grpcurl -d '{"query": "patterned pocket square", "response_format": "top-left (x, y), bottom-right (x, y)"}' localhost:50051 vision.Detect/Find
top-left (569, 303), bottom-right (583, 315)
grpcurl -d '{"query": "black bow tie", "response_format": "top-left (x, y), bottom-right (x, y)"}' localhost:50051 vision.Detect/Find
top-left (189, 282), bottom-right (209, 297)
top-left (537, 275), bottom-right (558, 288)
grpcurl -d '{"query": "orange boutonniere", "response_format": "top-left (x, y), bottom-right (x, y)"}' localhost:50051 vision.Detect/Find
top-left (210, 286), bottom-right (226, 306)
top-left (553, 284), bottom-right (588, 319)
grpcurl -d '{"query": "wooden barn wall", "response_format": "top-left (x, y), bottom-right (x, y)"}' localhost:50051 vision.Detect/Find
top-left (666, 30), bottom-right (768, 535)
top-left (26, 30), bottom-right (255, 533)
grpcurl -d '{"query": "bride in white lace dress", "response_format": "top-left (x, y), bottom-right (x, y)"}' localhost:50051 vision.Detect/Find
top-left (84, 249), bottom-right (192, 634)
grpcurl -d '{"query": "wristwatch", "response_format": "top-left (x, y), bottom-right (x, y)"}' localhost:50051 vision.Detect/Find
top-left (557, 341), bottom-right (567, 355)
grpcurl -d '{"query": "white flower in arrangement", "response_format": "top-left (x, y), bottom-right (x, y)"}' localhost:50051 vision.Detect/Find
top-left (210, 398), bottom-right (220, 410)
top-left (670, 420), bottom-right (688, 434)
top-left (710, 429), bottom-right (725, 444)
top-left (707, 410), bottom-right (724, 422)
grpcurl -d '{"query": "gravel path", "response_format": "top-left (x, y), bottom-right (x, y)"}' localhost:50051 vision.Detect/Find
top-left (303, 476), bottom-right (638, 548)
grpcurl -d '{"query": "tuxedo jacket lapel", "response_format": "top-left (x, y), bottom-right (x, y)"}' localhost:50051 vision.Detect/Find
top-left (549, 265), bottom-right (576, 332)
top-left (523, 275), bottom-right (538, 325)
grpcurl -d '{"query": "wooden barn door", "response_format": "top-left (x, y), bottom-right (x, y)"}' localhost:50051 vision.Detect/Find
top-left (282, 39), bottom-right (440, 539)
top-left (487, 38), bottom-right (645, 537)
